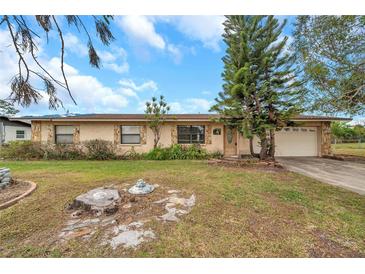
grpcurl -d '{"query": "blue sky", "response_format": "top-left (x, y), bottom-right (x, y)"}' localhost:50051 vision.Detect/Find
top-left (0, 15), bottom-right (312, 117)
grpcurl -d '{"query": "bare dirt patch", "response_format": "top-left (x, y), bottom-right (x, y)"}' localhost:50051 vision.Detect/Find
top-left (207, 158), bottom-right (284, 173)
top-left (0, 180), bottom-right (32, 205)
top-left (309, 229), bottom-right (364, 258)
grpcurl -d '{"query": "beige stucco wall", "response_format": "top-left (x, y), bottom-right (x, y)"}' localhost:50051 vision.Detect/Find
top-left (31, 120), bottom-right (332, 157)
top-left (237, 133), bottom-right (250, 155)
top-left (80, 122), bottom-right (114, 142)
top-left (33, 120), bottom-right (224, 154)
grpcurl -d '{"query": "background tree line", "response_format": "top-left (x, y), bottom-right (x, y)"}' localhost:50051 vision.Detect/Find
top-left (331, 122), bottom-right (365, 142)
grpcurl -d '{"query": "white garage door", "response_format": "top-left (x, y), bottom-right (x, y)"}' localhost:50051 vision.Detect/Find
top-left (254, 127), bottom-right (318, 156)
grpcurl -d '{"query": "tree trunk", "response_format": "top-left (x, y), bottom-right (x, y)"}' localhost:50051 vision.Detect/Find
top-left (259, 132), bottom-right (268, 160)
top-left (269, 129), bottom-right (275, 160)
top-left (267, 103), bottom-right (276, 160)
top-left (153, 128), bottom-right (160, 148)
top-left (249, 137), bottom-right (260, 158)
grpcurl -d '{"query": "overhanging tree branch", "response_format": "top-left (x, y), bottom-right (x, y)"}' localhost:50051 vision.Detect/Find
top-left (51, 15), bottom-right (77, 105)
top-left (0, 15), bottom-right (115, 110)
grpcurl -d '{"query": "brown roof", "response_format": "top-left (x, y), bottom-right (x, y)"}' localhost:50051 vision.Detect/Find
top-left (29, 114), bottom-right (220, 121)
top-left (291, 115), bottom-right (351, 121)
top-left (28, 113), bottom-right (351, 122)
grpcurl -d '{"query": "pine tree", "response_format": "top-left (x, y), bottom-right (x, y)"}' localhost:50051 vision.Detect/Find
top-left (211, 16), bottom-right (303, 160)
top-left (211, 16), bottom-right (263, 157)
top-left (256, 16), bottom-right (304, 159)
top-left (0, 100), bottom-right (19, 116)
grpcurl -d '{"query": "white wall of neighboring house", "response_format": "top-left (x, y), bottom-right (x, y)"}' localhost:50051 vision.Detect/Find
top-left (0, 124), bottom-right (31, 143)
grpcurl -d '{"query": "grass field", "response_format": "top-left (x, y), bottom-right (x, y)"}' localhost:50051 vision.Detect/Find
top-left (333, 143), bottom-right (365, 157)
top-left (0, 160), bottom-right (364, 257)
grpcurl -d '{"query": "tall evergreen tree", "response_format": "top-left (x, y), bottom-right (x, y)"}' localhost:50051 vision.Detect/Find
top-left (258, 16), bottom-right (304, 158)
top-left (211, 16), bottom-right (303, 160)
top-left (211, 16), bottom-right (262, 157)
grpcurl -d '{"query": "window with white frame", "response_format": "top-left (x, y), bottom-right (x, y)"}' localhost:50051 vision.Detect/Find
top-left (121, 126), bottom-right (141, 144)
top-left (16, 130), bottom-right (25, 139)
top-left (55, 125), bottom-right (74, 144)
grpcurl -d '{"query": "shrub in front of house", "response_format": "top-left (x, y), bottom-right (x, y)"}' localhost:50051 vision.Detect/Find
top-left (0, 140), bottom-right (222, 161)
top-left (0, 141), bottom-right (85, 160)
top-left (144, 146), bottom-right (171, 160)
top-left (0, 141), bottom-right (44, 160)
top-left (121, 147), bottom-right (145, 160)
top-left (144, 144), bottom-right (211, 160)
top-left (209, 150), bottom-right (224, 159)
top-left (83, 139), bottom-right (116, 160)
top-left (43, 144), bottom-right (85, 160)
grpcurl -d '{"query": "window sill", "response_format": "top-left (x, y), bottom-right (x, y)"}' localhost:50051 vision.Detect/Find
top-left (119, 143), bottom-right (143, 146)
top-left (54, 143), bottom-right (75, 145)
top-left (177, 143), bottom-right (207, 146)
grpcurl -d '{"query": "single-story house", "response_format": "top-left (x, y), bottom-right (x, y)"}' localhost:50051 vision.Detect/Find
top-left (29, 114), bottom-right (351, 157)
top-left (0, 116), bottom-right (31, 144)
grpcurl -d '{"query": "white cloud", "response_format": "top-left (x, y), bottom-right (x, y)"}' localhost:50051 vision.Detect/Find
top-left (136, 96), bottom-right (213, 114)
top-left (104, 62), bottom-right (129, 74)
top-left (117, 16), bottom-right (165, 50)
top-left (165, 16), bottom-right (225, 51)
top-left (63, 33), bottom-right (88, 56)
top-left (186, 98), bottom-right (212, 111)
top-left (167, 44), bottom-right (183, 64)
top-left (119, 79), bottom-right (158, 92)
top-left (101, 94), bottom-right (128, 110)
top-left (169, 98), bottom-right (213, 114)
top-left (97, 50), bottom-right (117, 63)
top-left (116, 16), bottom-right (185, 64)
top-left (202, 90), bottom-right (212, 95)
top-left (47, 57), bottom-right (79, 76)
top-left (117, 79), bottom-right (160, 107)
top-left (44, 60), bottom-right (130, 113)
top-left (63, 33), bottom-right (129, 75)
top-left (119, 88), bottom-right (138, 98)
top-left (137, 100), bottom-right (148, 112)
top-left (169, 102), bottom-right (184, 113)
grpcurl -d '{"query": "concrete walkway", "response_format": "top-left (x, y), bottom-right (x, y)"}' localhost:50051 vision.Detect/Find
top-left (277, 157), bottom-right (365, 195)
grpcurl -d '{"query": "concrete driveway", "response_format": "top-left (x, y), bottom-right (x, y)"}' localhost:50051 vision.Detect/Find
top-left (277, 157), bottom-right (365, 195)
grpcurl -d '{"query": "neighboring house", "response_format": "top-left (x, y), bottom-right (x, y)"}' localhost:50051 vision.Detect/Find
top-left (29, 114), bottom-right (351, 157)
top-left (0, 116), bottom-right (31, 144)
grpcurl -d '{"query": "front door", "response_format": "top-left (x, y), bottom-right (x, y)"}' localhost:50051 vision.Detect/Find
top-left (224, 126), bottom-right (237, 156)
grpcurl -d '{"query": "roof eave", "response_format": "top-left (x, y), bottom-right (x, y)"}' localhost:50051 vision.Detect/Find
top-left (30, 118), bottom-right (215, 122)
top-left (291, 118), bottom-right (352, 122)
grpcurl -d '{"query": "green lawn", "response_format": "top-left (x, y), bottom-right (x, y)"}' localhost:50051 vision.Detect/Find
top-left (333, 143), bottom-right (365, 157)
top-left (0, 160), bottom-right (364, 257)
